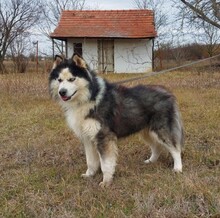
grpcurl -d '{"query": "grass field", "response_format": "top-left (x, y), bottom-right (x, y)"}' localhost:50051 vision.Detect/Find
top-left (0, 70), bottom-right (220, 217)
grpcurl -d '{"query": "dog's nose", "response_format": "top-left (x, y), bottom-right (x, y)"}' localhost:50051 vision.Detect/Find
top-left (59, 88), bottom-right (67, 97)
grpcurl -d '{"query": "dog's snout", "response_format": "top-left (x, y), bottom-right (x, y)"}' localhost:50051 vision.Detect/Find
top-left (59, 88), bottom-right (67, 97)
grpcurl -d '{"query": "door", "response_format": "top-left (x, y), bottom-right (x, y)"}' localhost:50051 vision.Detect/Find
top-left (98, 40), bottom-right (114, 73)
top-left (73, 43), bottom-right (82, 56)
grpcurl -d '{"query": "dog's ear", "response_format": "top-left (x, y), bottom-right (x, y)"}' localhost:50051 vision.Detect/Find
top-left (72, 53), bottom-right (87, 69)
top-left (52, 55), bottom-right (63, 69)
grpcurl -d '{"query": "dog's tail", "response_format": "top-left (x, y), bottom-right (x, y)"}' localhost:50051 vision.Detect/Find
top-left (172, 102), bottom-right (185, 149)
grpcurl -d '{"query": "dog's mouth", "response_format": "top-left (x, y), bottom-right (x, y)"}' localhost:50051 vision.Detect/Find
top-left (60, 91), bottom-right (77, 101)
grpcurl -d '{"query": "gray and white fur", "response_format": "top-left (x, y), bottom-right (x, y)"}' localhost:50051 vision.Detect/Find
top-left (49, 54), bottom-right (184, 188)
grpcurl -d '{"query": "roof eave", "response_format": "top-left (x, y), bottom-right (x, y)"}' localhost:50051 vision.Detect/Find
top-left (50, 35), bottom-right (157, 40)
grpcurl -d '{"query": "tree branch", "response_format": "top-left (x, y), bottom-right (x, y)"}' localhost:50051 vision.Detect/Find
top-left (180, 0), bottom-right (220, 29)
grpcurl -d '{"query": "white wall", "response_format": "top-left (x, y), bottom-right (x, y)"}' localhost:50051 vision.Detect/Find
top-left (67, 38), bottom-right (153, 73)
top-left (114, 39), bottom-right (153, 73)
top-left (67, 38), bottom-right (83, 57)
top-left (67, 38), bottom-right (98, 71)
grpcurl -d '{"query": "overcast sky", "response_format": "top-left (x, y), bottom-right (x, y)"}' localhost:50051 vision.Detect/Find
top-left (89, 0), bottom-right (135, 10)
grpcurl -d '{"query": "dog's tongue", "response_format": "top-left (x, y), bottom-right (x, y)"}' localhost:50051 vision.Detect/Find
top-left (61, 96), bottom-right (69, 101)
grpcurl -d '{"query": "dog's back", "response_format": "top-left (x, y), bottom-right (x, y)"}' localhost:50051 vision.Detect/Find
top-left (92, 83), bottom-right (184, 146)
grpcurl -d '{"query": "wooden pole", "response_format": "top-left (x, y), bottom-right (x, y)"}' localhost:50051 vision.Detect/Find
top-left (33, 41), bottom-right (39, 73)
top-left (52, 39), bottom-right (55, 59)
top-left (36, 41), bottom-right (38, 73)
top-left (152, 38), bottom-right (155, 71)
top-left (65, 40), bottom-right (68, 57)
top-left (61, 41), bottom-right (64, 55)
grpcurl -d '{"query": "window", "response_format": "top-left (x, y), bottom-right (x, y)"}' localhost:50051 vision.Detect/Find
top-left (73, 43), bottom-right (82, 56)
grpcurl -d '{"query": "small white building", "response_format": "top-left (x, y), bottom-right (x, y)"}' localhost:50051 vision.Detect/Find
top-left (50, 10), bottom-right (157, 73)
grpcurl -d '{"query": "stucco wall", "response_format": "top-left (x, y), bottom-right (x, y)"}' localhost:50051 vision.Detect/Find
top-left (67, 38), bottom-right (98, 71)
top-left (67, 38), bottom-right (153, 73)
top-left (114, 39), bottom-right (153, 73)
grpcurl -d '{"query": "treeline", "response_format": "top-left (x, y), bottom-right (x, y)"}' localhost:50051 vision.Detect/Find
top-left (154, 43), bottom-right (220, 70)
top-left (156, 43), bottom-right (220, 60)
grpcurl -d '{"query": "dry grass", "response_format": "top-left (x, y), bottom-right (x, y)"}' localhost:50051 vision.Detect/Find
top-left (0, 70), bottom-right (220, 217)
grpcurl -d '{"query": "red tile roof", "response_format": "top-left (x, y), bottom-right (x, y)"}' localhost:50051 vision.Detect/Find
top-left (50, 10), bottom-right (157, 39)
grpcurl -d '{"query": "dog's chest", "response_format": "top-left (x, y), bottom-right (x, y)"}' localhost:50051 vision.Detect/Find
top-left (65, 107), bottom-right (85, 138)
top-left (65, 104), bottom-right (100, 140)
top-left (65, 110), bottom-right (79, 136)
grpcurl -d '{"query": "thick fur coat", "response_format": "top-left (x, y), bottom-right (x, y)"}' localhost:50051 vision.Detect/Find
top-left (49, 54), bottom-right (184, 187)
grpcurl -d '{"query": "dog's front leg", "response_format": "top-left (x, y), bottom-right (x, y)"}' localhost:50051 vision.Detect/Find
top-left (81, 119), bottom-right (101, 178)
top-left (97, 138), bottom-right (118, 188)
top-left (81, 138), bottom-right (100, 178)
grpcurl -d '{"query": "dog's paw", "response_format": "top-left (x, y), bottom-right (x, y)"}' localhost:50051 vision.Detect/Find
top-left (99, 180), bottom-right (112, 188)
top-left (173, 168), bottom-right (182, 173)
top-left (81, 173), bottom-right (92, 178)
top-left (144, 159), bottom-right (152, 164)
top-left (81, 173), bottom-right (90, 179)
top-left (81, 168), bottom-right (96, 178)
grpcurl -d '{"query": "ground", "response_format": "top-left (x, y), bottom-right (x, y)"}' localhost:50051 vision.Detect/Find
top-left (0, 70), bottom-right (219, 217)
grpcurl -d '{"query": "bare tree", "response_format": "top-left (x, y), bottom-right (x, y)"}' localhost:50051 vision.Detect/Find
top-left (41, 0), bottom-right (86, 38)
top-left (0, 0), bottom-right (43, 73)
top-left (178, 0), bottom-right (220, 29)
top-left (198, 22), bottom-right (220, 57)
top-left (134, 0), bottom-right (169, 69)
top-left (133, 0), bottom-right (168, 35)
top-left (40, 0), bottom-right (86, 55)
top-left (9, 34), bottom-right (31, 73)
top-left (174, 0), bottom-right (220, 57)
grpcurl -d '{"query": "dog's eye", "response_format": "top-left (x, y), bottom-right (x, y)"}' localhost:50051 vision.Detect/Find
top-left (58, 78), bottom-right (62, 83)
top-left (68, 78), bottom-right (76, 82)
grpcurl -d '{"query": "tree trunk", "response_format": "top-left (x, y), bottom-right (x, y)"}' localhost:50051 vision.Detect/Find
top-left (0, 59), bottom-right (7, 74)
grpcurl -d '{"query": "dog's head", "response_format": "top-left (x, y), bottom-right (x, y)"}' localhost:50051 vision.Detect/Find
top-left (49, 54), bottom-right (95, 104)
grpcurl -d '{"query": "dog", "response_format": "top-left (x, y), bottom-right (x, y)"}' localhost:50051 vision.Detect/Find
top-left (49, 54), bottom-right (184, 187)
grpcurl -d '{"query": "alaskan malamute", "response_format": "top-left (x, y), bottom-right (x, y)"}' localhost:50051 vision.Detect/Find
top-left (49, 54), bottom-right (184, 187)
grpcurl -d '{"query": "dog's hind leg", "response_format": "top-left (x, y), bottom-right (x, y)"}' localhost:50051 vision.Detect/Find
top-left (166, 146), bottom-right (182, 173)
top-left (144, 143), bottom-right (162, 164)
top-left (142, 129), bottom-right (183, 172)
top-left (150, 130), bottom-right (183, 172)
top-left (141, 130), bottom-right (162, 164)
top-left (81, 139), bottom-right (100, 178)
